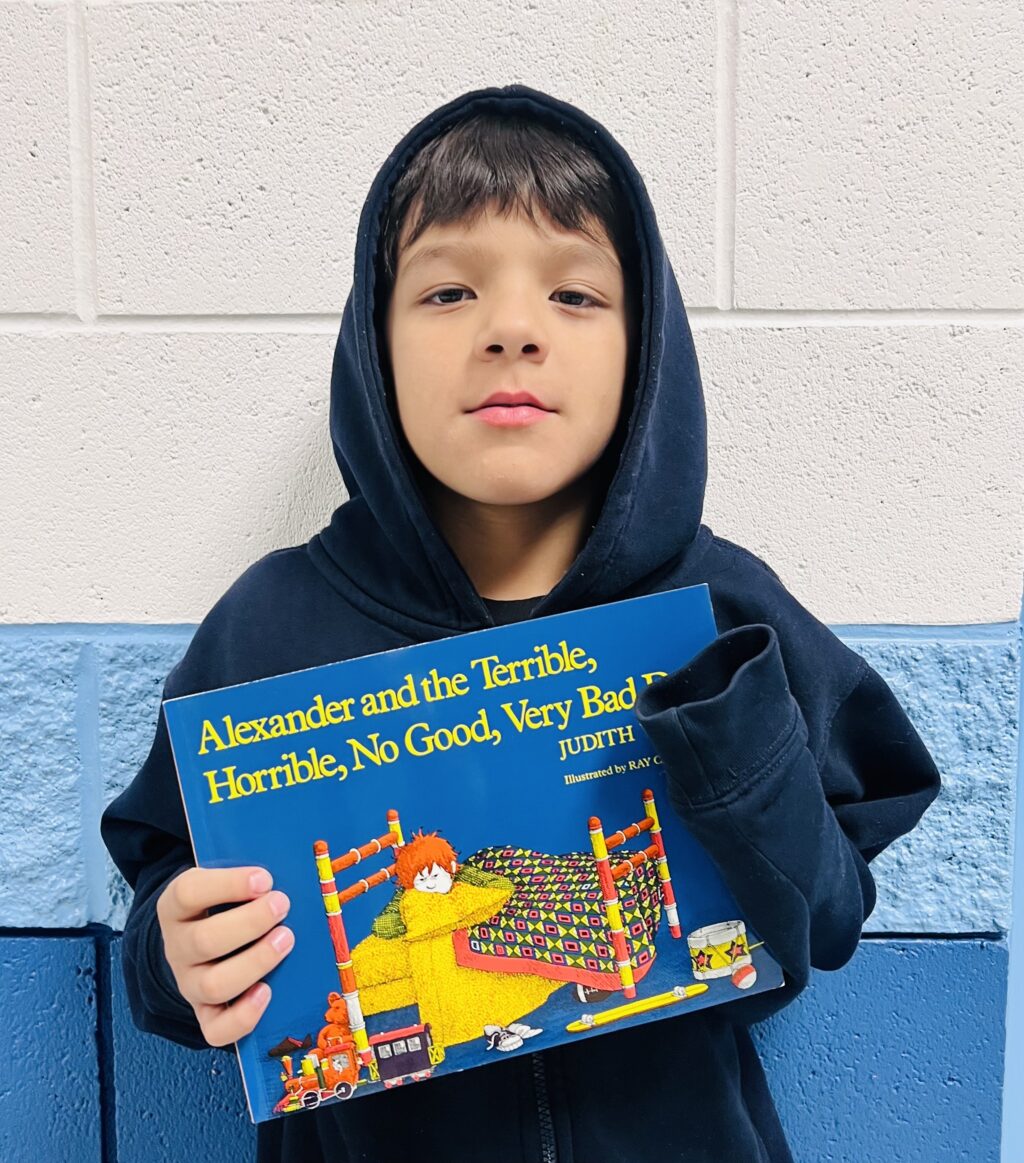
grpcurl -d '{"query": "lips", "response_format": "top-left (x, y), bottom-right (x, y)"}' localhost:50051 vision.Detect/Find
top-left (468, 389), bottom-right (556, 429)
top-left (472, 390), bottom-right (552, 411)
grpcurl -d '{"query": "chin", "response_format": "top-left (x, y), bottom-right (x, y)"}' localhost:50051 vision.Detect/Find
top-left (435, 451), bottom-right (595, 507)
top-left (447, 475), bottom-right (582, 507)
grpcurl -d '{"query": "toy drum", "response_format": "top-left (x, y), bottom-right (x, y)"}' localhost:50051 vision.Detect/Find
top-left (687, 920), bottom-right (751, 980)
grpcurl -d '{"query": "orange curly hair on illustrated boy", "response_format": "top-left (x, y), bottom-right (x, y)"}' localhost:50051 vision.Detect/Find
top-left (394, 828), bottom-right (459, 891)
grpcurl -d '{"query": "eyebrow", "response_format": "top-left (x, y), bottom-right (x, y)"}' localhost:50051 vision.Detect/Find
top-left (401, 239), bottom-right (621, 280)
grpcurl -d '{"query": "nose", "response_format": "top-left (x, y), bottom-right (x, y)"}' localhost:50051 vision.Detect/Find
top-left (478, 291), bottom-right (548, 361)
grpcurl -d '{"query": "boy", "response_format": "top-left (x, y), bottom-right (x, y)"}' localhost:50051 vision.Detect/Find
top-left (101, 83), bottom-right (941, 1162)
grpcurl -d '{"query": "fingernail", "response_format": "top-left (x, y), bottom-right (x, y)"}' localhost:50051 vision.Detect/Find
top-left (268, 891), bottom-right (290, 918)
top-left (271, 928), bottom-right (294, 953)
top-left (252, 983), bottom-right (271, 1005)
top-left (249, 870), bottom-right (272, 894)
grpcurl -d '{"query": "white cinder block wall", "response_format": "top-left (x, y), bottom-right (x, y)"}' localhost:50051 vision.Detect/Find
top-left (2, 0), bottom-right (1020, 625)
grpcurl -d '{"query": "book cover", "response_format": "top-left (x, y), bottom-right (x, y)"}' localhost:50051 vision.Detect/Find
top-left (163, 583), bottom-right (784, 1123)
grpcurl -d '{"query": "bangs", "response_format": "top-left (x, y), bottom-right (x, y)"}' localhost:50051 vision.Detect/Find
top-left (378, 110), bottom-right (637, 288)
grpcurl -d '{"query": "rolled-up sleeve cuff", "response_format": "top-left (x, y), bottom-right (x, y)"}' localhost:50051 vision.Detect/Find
top-left (634, 623), bottom-right (802, 808)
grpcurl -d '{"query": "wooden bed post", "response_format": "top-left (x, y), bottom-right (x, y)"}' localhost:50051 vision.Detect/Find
top-left (312, 809), bottom-right (407, 1069)
top-left (386, 807), bottom-right (404, 849)
top-left (588, 815), bottom-right (638, 999)
top-left (313, 839), bottom-right (373, 1066)
top-left (642, 788), bottom-right (681, 937)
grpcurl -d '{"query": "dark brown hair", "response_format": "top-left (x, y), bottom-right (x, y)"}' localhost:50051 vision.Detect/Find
top-left (377, 111), bottom-right (639, 308)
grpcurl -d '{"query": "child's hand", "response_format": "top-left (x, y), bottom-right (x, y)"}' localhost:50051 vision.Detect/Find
top-left (156, 866), bottom-right (294, 1047)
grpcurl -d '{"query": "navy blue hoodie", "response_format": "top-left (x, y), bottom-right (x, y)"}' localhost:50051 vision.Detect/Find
top-left (101, 83), bottom-right (942, 1163)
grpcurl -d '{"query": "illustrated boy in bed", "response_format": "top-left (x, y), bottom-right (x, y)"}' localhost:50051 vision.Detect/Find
top-left (350, 827), bottom-right (662, 1052)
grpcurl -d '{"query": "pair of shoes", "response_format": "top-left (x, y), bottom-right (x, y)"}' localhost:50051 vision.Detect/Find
top-left (575, 983), bottom-right (614, 1004)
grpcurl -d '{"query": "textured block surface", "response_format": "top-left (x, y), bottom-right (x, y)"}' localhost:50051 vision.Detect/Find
top-left (0, 2), bottom-right (73, 313)
top-left (0, 637), bottom-right (90, 926)
top-left (735, 1), bottom-right (1024, 308)
top-left (96, 634), bottom-right (194, 930)
top-left (110, 938), bottom-right (255, 1163)
top-left (847, 634), bottom-right (1019, 933)
top-left (0, 333), bottom-right (338, 625)
top-left (755, 939), bottom-right (1008, 1163)
top-left (698, 325), bottom-right (1024, 625)
top-left (0, 936), bottom-right (100, 1163)
top-left (88, 0), bottom-right (715, 313)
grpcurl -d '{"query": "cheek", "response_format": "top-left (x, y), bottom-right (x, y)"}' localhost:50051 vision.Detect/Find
top-left (577, 332), bottom-right (628, 428)
top-left (574, 378), bottom-right (626, 446)
top-left (393, 383), bottom-right (443, 460)
top-left (391, 342), bottom-right (455, 452)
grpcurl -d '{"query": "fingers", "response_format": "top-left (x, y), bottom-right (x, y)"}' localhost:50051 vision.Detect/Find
top-left (185, 890), bottom-right (291, 964)
top-left (160, 865), bottom-right (274, 923)
top-left (155, 865), bottom-right (297, 1047)
top-left (189, 924), bottom-right (295, 1012)
top-left (196, 981), bottom-right (274, 1048)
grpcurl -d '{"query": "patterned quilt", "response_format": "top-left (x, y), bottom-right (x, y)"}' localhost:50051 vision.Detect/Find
top-left (450, 846), bottom-right (663, 990)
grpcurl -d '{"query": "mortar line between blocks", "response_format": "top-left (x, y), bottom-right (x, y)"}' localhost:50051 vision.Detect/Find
top-left (75, 641), bottom-right (109, 922)
top-left (1, 622), bottom-right (1014, 643)
top-left (714, 0), bottom-right (738, 312)
top-left (999, 607), bottom-right (1024, 1162)
top-left (67, 1), bottom-right (98, 325)
top-left (0, 624), bottom-right (196, 642)
top-left (0, 309), bottom-right (1022, 335)
top-left (831, 623), bottom-right (1018, 644)
top-left (93, 930), bottom-right (119, 1163)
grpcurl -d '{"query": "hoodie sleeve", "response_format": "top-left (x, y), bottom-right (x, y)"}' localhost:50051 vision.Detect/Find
top-left (633, 621), bottom-right (941, 1025)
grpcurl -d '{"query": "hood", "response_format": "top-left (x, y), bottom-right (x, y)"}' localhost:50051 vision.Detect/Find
top-left (313, 82), bottom-right (708, 634)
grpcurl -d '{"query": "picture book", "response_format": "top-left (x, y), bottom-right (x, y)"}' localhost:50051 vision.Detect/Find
top-left (163, 583), bottom-right (785, 1123)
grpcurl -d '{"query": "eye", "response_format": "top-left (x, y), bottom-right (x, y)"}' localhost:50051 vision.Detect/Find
top-left (424, 287), bottom-right (473, 306)
top-left (553, 289), bottom-right (600, 308)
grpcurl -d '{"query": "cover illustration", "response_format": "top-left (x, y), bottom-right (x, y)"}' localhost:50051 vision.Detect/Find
top-left (163, 584), bottom-right (785, 1123)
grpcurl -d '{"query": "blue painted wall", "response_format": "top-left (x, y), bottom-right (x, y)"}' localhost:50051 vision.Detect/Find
top-left (0, 621), bottom-right (1017, 1161)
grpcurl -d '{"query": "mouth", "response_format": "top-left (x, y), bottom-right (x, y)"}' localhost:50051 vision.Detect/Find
top-left (469, 389), bottom-right (556, 428)
top-left (473, 389), bottom-right (552, 411)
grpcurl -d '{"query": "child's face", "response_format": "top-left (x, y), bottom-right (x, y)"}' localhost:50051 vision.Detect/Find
top-left (384, 202), bottom-right (629, 508)
top-left (413, 861), bottom-right (455, 894)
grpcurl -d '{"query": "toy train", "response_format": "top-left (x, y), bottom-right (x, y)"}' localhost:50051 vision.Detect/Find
top-left (273, 1020), bottom-right (437, 1114)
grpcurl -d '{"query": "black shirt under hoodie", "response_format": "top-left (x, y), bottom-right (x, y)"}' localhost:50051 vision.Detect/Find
top-left (100, 83), bottom-right (942, 1163)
